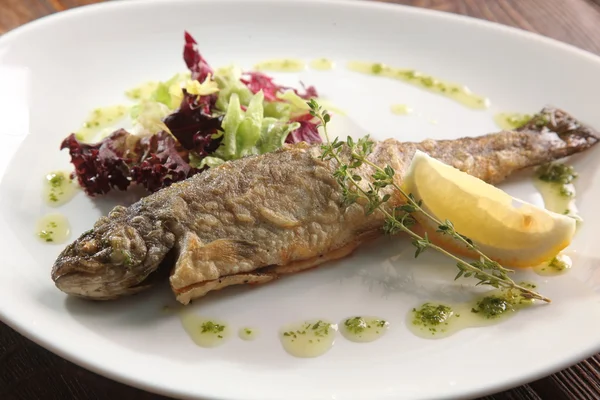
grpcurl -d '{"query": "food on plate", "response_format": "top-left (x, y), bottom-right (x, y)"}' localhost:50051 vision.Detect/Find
top-left (60, 32), bottom-right (322, 196)
top-left (312, 101), bottom-right (582, 302)
top-left (346, 61), bottom-right (490, 109)
top-left (494, 112), bottom-right (533, 130)
top-left (339, 316), bottom-right (390, 343)
top-left (408, 283), bottom-right (538, 339)
top-left (403, 150), bottom-right (576, 267)
top-left (50, 106), bottom-right (599, 304)
top-left (279, 319), bottom-right (338, 358)
top-left (534, 162), bottom-right (581, 219)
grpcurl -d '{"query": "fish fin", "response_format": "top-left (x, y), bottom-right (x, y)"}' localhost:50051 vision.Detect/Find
top-left (169, 232), bottom-right (261, 291)
top-left (174, 240), bottom-right (363, 304)
top-left (175, 273), bottom-right (276, 305)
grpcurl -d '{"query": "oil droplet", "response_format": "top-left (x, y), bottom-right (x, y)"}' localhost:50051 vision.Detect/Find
top-left (254, 58), bottom-right (306, 73)
top-left (534, 179), bottom-right (581, 223)
top-left (125, 81), bottom-right (160, 100)
top-left (309, 58), bottom-right (335, 71)
top-left (347, 61), bottom-right (489, 110)
top-left (533, 253), bottom-right (572, 276)
top-left (279, 319), bottom-right (337, 358)
top-left (180, 312), bottom-right (231, 348)
top-left (493, 112), bottom-right (532, 130)
top-left (339, 316), bottom-right (389, 343)
top-left (390, 104), bottom-right (413, 115)
top-left (407, 288), bottom-right (536, 339)
top-left (75, 105), bottom-right (129, 142)
top-left (238, 327), bottom-right (259, 341)
top-left (43, 171), bottom-right (78, 207)
top-left (35, 213), bottom-right (70, 244)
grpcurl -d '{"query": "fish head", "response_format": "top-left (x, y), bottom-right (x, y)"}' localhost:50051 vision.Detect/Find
top-left (51, 205), bottom-right (175, 300)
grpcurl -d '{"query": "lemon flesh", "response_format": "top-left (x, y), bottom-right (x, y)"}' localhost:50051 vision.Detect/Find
top-left (403, 150), bottom-right (576, 267)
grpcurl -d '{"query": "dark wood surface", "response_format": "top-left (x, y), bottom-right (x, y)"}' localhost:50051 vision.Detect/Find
top-left (2, 0), bottom-right (600, 399)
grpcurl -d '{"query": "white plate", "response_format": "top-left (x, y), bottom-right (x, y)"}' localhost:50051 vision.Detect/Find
top-left (2, 1), bottom-right (600, 399)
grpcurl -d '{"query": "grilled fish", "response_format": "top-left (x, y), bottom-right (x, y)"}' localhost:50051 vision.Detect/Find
top-left (51, 107), bottom-right (599, 304)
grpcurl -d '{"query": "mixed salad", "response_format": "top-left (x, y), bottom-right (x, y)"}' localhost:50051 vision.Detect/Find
top-left (61, 32), bottom-right (323, 196)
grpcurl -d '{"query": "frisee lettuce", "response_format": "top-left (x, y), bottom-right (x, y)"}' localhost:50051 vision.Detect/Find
top-left (213, 66), bottom-right (254, 112)
top-left (194, 90), bottom-right (300, 168)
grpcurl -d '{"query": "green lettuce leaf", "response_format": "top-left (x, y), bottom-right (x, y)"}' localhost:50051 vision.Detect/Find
top-left (151, 72), bottom-right (189, 110)
top-left (213, 66), bottom-right (254, 112)
top-left (276, 90), bottom-right (310, 118)
top-left (257, 118), bottom-right (300, 153)
top-left (209, 90), bottom-right (300, 164)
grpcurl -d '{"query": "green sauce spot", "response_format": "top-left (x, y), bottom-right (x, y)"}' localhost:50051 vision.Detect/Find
top-left (35, 213), bottom-right (70, 244)
top-left (471, 289), bottom-right (533, 320)
top-left (45, 171), bottom-right (75, 205)
top-left (283, 319), bottom-right (331, 339)
top-left (471, 296), bottom-right (512, 319)
top-left (559, 186), bottom-right (574, 198)
top-left (238, 326), bottom-right (258, 340)
top-left (347, 61), bottom-right (489, 110)
top-left (343, 316), bottom-right (387, 335)
top-left (494, 113), bottom-right (532, 130)
top-left (344, 316), bottom-right (367, 334)
top-left (38, 230), bottom-right (54, 242)
top-left (371, 63), bottom-right (383, 74)
top-left (309, 58), bottom-right (335, 71)
top-left (390, 104), bottom-right (413, 115)
top-left (536, 163), bottom-right (577, 185)
top-left (200, 321), bottom-right (226, 335)
top-left (536, 163), bottom-right (578, 201)
top-left (340, 316), bottom-right (389, 342)
top-left (412, 303), bottom-right (453, 327)
top-left (48, 173), bottom-right (65, 188)
top-left (254, 58), bottom-right (306, 72)
top-left (548, 257), bottom-right (567, 271)
top-left (75, 105), bottom-right (129, 142)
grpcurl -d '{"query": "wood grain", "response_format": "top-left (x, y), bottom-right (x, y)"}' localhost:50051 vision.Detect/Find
top-left (2, 0), bottom-right (600, 399)
top-left (376, 0), bottom-right (600, 54)
top-left (0, 0), bottom-right (103, 35)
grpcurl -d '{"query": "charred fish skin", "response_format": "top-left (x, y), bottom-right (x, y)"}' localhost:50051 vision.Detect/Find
top-left (51, 107), bottom-right (599, 303)
top-left (51, 205), bottom-right (175, 300)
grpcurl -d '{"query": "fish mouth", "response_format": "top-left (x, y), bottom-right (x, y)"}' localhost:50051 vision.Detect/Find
top-left (51, 251), bottom-right (146, 300)
top-left (53, 269), bottom-right (154, 300)
top-left (52, 247), bottom-right (175, 300)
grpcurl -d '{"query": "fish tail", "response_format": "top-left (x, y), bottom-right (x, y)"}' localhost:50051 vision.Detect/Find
top-left (406, 107), bottom-right (600, 185)
top-left (518, 107), bottom-right (600, 156)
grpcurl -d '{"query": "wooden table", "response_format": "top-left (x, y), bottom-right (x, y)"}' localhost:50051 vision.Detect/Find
top-left (2, 0), bottom-right (600, 399)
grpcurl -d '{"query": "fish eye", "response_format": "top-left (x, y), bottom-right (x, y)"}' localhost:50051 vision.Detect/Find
top-left (78, 238), bottom-right (99, 255)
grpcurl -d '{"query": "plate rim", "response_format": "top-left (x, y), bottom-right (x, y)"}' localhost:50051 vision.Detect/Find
top-left (2, 1), bottom-right (600, 399)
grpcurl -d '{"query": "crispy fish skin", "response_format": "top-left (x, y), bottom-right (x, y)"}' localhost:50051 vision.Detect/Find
top-left (51, 107), bottom-right (599, 303)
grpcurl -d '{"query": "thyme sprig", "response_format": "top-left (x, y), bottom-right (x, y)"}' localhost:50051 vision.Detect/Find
top-left (308, 99), bottom-right (550, 303)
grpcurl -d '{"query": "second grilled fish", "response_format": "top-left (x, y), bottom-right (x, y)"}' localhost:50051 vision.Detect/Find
top-left (51, 107), bottom-right (599, 304)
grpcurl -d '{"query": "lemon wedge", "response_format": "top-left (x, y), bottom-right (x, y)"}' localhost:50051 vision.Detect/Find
top-left (403, 150), bottom-right (576, 268)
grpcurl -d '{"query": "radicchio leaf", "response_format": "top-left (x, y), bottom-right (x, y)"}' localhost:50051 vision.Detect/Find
top-left (184, 31), bottom-right (213, 82)
top-left (241, 72), bottom-right (282, 102)
top-left (163, 89), bottom-right (223, 157)
top-left (285, 114), bottom-right (322, 144)
top-left (295, 82), bottom-right (319, 100)
top-left (60, 129), bottom-right (136, 196)
top-left (63, 31), bottom-right (323, 198)
top-left (241, 72), bottom-right (319, 102)
top-left (61, 129), bottom-right (202, 196)
top-left (131, 131), bottom-right (200, 193)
